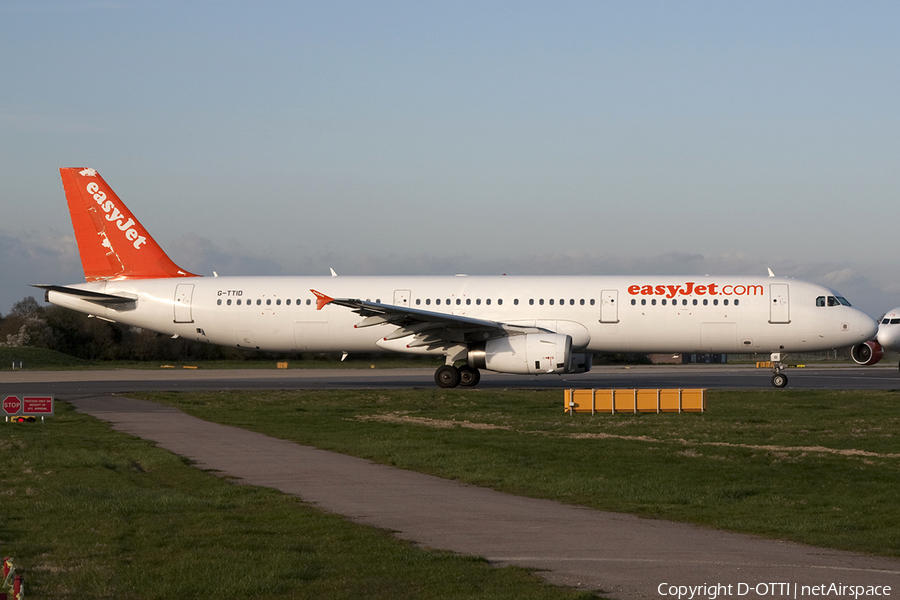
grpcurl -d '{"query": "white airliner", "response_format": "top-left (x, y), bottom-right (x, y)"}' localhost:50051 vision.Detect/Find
top-left (850, 307), bottom-right (900, 371)
top-left (37, 167), bottom-right (878, 388)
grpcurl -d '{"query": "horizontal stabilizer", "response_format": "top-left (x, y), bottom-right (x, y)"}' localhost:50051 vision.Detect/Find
top-left (32, 284), bottom-right (137, 306)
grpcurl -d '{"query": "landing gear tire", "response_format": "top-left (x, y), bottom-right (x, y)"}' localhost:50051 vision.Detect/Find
top-left (435, 365), bottom-right (461, 388)
top-left (458, 366), bottom-right (481, 387)
top-left (771, 373), bottom-right (788, 388)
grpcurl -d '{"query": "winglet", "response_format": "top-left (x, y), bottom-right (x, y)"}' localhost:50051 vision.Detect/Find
top-left (311, 289), bottom-right (334, 310)
top-left (59, 167), bottom-right (199, 281)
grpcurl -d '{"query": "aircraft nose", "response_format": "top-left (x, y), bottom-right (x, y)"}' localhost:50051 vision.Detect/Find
top-left (859, 311), bottom-right (879, 341)
top-left (877, 324), bottom-right (900, 350)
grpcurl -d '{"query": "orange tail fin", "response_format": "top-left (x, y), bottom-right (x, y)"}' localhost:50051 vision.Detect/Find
top-left (60, 167), bottom-right (199, 281)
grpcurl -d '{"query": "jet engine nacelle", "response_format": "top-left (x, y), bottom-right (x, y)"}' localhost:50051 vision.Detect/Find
top-left (469, 333), bottom-right (572, 375)
top-left (850, 340), bottom-right (884, 365)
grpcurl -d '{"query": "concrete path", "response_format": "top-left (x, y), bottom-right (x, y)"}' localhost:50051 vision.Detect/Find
top-left (67, 394), bottom-right (900, 599)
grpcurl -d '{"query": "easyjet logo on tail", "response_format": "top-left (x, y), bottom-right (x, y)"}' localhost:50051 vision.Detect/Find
top-left (627, 282), bottom-right (764, 298)
top-left (83, 180), bottom-right (147, 250)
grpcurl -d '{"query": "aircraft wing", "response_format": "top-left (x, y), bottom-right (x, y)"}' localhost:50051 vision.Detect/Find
top-left (311, 289), bottom-right (540, 350)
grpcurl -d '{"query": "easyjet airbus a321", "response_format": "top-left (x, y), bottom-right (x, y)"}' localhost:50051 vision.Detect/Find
top-left (37, 168), bottom-right (878, 388)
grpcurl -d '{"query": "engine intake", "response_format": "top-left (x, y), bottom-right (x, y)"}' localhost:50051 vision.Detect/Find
top-left (469, 333), bottom-right (573, 375)
top-left (850, 340), bottom-right (884, 365)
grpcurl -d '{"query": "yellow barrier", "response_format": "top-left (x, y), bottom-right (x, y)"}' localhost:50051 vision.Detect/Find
top-left (565, 389), bottom-right (706, 414)
top-left (277, 362), bottom-right (289, 369)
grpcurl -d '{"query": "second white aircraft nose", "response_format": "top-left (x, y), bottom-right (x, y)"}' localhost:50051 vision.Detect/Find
top-left (877, 323), bottom-right (900, 350)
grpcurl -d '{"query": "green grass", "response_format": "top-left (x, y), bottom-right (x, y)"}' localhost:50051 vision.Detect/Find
top-left (136, 388), bottom-right (900, 557)
top-left (0, 346), bottom-right (91, 369)
top-left (0, 402), bottom-right (597, 599)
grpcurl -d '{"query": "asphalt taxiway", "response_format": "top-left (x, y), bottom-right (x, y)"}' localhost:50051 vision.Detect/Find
top-left (2, 364), bottom-right (900, 395)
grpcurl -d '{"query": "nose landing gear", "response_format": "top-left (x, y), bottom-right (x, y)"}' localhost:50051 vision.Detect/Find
top-left (770, 352), bottom-right (788, 388)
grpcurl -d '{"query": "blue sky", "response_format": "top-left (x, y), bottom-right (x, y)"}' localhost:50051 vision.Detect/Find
top-left (1, 1), bottom-right (899, 317)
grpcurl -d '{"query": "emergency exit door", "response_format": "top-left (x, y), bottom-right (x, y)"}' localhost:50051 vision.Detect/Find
top-left (174, 284), bottom-right (194, 323)
top-left (600, 290), bottom-right (619, 323)
top-left (769, 283), bottom-right (790, 324)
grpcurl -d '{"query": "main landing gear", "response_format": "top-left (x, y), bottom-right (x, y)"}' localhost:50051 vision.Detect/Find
top-left (770, 352), bottom-right (788, 388)
top-left (434, 365), bottom-right (481, 388)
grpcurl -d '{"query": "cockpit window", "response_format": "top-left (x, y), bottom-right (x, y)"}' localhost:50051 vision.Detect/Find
top-left (883, 318), bottom-right (890, 324)
top-left (892, 318), bottom-right (900, 325)
top-left (818, 296), bottom-right (852, 307)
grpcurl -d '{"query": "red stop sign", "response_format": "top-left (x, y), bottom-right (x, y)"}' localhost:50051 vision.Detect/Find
top-left (3, 395), bottom-right (22, 415)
